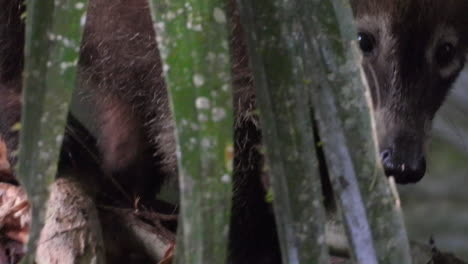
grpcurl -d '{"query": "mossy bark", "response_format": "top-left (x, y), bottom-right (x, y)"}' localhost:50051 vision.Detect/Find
top-left (149, 1), bottom-right (234, 263)
top-left (235, 0), bottom-right (331, 263)
top-left (18, 0), bottom-right (87, 262)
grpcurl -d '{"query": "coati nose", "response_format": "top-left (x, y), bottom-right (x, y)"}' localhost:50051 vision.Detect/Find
top-left (380, 148), bottom-right (426, 184)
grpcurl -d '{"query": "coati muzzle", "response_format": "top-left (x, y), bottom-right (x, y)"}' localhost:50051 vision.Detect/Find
top-left (379, 134), bottom-right (426, 184)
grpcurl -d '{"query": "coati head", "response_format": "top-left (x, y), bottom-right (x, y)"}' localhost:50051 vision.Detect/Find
top-left (352, 0), bottom-right (468, 183)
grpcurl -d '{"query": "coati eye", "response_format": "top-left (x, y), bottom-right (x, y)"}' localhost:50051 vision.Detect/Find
top-left (435, 42), bottom-right (456, 67)
top-left (358, 32), bottom-right (376, 55)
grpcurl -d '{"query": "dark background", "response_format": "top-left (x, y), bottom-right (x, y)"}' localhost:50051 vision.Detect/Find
top-left (400, 68), bottom-right (468, 258)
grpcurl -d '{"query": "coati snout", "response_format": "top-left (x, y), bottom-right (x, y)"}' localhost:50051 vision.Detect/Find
top-left (353, 0), bottom-right (468, 183)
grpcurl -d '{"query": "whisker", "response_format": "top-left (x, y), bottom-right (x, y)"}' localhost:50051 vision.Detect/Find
top-left (368, 65), bottom-right (382, 108)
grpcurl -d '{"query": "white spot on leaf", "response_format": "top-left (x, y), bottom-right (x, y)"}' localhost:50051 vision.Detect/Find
top-left (193, 74), bottom-right (205, 87)
top-left (221, 174), bottom-right (230, 183)
top-left (213, 7), bottom-right (226, 24)
top-left (195, 97), bottom-right (210, 109)
top-left (212, 107), bottom-right (226, 122)
top-left (75, 2), bottom-right (85, 10)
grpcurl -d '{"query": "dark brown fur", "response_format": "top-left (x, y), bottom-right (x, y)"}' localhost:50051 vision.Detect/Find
top-left (0, 0), bottom-right (467, 263)
top-left (77, 0), bottom-right (176, 200)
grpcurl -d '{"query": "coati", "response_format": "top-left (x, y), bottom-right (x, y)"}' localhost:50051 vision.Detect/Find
top-left (0, 0), bottom-right (467, 264)
top-left (352, 0), bottom-right (468, 183)
top-left (230, 0), bottom-right (468, 262)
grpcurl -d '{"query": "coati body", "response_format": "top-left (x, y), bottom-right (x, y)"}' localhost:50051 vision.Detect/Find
top-left (0, 0), bottom-right (467, 264)
top-left (77, 0), bottom-right (177, 201)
